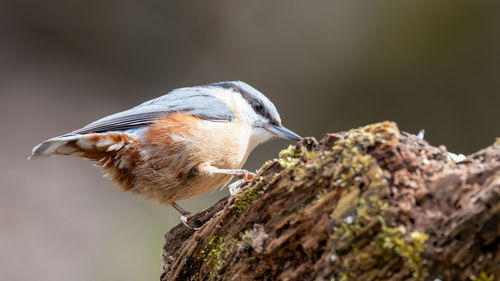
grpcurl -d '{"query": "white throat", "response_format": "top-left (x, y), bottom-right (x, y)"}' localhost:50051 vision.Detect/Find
top-left (209, 87), bottom-right (276, 149)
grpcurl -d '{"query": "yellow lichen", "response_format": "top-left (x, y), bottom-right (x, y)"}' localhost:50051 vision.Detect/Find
top-left (231, 144), bottom-right (312, 214)
top-left (378, 217), bottom-right (428, 280)
top-left (307, 150), bottom-right (319, 160)
top-left (470, 272), bottom-right (495, 281)
top-left (257, 159), bottom-right (275, 174)
top-left (277, 145), bottom-right (307, 169)
top-left (329, 123), bottom-right (394, 252)
top-left (292, 165), bottom-right (308, 182)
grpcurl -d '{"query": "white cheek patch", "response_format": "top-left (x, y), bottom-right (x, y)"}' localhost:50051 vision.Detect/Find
top-left (249, 127), bottom-right (275, 148)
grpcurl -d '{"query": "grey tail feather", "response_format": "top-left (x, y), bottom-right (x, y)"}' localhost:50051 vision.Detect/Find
top-left (29, 134), bottom-right (81, 160)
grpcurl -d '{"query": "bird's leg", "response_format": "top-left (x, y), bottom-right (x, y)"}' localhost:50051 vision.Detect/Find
top-left (202, 166), bottom-right (255, 195)
top-left (171, 202), bottom-right (196, 230)
top-left (198, 163), bottom-right (255, 181)
top-left (171, 164), bottom-right (255, 230)
top-left (213, 168), bottom-right (255, 180)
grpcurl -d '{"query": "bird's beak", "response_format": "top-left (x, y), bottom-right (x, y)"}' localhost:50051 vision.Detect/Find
top-left (267, 124), bottom-right (302, 141)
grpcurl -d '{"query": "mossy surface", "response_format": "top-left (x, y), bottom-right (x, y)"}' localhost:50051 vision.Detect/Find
top-left (328, 123), bottom-right (395, 251)
top-left (230, 142), bottom-right (311, 215)
top-left (230, 177), bottom-right (267, 216)
top-left (377, 217), bottom-right (429, 280)
top-left (278, 145), bottom-right (307, 169)
top-left (470, 272), bottom-right (495, 281)
top-left (163, 121), bottom-right (500, 281)
top-left (199, 235), bottom-right (226, 278)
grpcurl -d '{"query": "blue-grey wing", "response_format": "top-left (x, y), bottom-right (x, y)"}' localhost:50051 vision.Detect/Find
top-left (72, 87), bottom-right (235, 134)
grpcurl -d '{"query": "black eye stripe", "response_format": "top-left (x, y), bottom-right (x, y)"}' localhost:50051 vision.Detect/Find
top-left (210, 81), bottom-right (280, 126)
top-left (253, 102), bottom-right (263, 111)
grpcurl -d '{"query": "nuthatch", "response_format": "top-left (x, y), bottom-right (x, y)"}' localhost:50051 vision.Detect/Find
top-left (30, 81), bottom-right (301, 227)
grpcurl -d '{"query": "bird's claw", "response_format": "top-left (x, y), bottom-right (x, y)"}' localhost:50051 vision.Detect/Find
top-left (179, 213), bottom-right (200, 231)
top-left (229, 179), bottom-right (246, 195)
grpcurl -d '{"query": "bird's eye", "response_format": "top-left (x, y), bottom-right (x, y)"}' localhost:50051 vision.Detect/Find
top-left (253, 102), bottom-right (263, 111)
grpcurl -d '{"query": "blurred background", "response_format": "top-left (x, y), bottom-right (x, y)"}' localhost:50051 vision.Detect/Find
top-left (1, 1), bottom-right (499, 280)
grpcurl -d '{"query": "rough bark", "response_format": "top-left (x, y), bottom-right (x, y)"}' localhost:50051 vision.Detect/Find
top-left (161, 121), bottom-right (500, 281)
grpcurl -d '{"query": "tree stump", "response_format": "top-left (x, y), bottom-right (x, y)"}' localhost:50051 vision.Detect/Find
top-left (161, 121), bottom-right (500, 281)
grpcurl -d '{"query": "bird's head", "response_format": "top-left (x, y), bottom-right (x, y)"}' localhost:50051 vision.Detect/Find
top-left (208, 81), bottom-right (302, 145)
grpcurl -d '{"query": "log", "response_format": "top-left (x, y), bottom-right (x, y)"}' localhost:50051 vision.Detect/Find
top-left (160, 121), bottom-right (500, 281)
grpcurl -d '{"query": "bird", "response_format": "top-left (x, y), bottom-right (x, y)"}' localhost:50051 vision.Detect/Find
top-left (30, 81), bottom-right (301, 227)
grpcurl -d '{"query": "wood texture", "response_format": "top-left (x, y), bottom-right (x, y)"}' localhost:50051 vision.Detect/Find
top-left (161, 121), bottom-right (500, 281)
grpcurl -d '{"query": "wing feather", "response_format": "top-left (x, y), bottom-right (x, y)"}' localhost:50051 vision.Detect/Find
top-left (72, 87), bottom-right (235, 134)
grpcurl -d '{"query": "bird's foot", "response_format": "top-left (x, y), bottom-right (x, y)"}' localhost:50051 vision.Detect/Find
top-left (233, 170), bottom-right (255, 181)
top-left (172, 202), bottom-right (201, 231)
top-left (229, 179), bottom-right (246, 195)
top-left (179, 213), bottom-right (201, 231)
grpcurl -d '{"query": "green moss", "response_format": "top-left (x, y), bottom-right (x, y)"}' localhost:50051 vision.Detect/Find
top-left (231, 146), bottom-right (297, 215)
top-left (278, 145), bottom-right (307, 169)
top-left (200, 235), bottom-right (225, 260)
top-left (325, 122), bottom-right (432, 280)
top-left (329, 179), bottom-right (389, 253)
top-left (231, 184), bottom-right (259, 216)
top-left (338, 273), bottom-right (349, 281)
top-left (328, 123), bottom-right (396, 253)
top-left (331, 121), bottom-right (397, 150)
top-left (230, 177), bottom-right (267, 216)
top-left (270, 172), bottom-right (281, 185)
top-left (292, 165), bottom-right (308, 182)
top-left (257, 159), bottom-right (276, 174)
top-left (326, 122), bottom-right (410, 280)
top-left (199, 235), bottom-right (226, 278)
top-left (307, 150), bottom-right (319, 160)
top-left (328, 122), bottom-right (397, 188)
top-left (330, 169), bottom-right (389, 246)
top-left (230, 147), bottom-right (292, 215)
top-left (470, 272), bottom-right (495, 281)
top-left (330, 188), bottom-right (388, 252)
top-left (229, 145), bottom-right (305, 216)
top-left (377, 217), bottom-right (429, 280)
